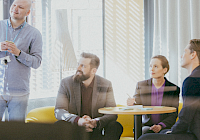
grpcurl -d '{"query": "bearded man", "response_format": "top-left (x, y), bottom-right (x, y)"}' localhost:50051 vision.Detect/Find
top-left (54, 52), bottom-right (123, 140)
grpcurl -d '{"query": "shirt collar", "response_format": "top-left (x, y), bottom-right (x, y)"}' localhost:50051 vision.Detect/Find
top-left (81, 77), bottom-right (95, 89)
top-left (8, 18), bottom-right (26, 29)
top-left (152, 80), bottom-right (165, 90)
top-left (191, 65), bottom-right (200, 76)
top-left (88, 77), bottom-right (95, 88)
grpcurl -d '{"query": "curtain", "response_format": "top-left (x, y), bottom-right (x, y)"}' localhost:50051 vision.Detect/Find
top-left (51, 9), bottom-right (77, 73)
top-left (152, 0), bottom-right (200, 87)
top-left (144, 0), bottom-right (154, 79)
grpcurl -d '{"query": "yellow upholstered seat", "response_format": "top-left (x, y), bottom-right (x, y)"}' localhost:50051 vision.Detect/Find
top-left (26, 106), bottom-right (57, 123)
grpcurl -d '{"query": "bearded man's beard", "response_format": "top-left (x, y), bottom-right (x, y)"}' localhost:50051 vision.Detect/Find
top-left (73, 70), bottom-right (90, 83)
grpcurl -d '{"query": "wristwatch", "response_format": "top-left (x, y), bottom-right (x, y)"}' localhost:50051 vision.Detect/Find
top-left (15, 50), bottom-right (21, 58)
top-left (94, 118), bottom-right (100, 122)
top-left (94, 118), bottom-right (100, 128)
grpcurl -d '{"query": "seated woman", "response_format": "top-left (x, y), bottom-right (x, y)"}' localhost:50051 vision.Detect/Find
top-left (127, 55), bottom-right (180, 134)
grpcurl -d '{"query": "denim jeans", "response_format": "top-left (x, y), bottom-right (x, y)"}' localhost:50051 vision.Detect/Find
top-left (0, 94), bottom-right (29, 122)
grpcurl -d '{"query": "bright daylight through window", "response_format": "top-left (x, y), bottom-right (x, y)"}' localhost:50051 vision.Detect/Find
top-left (28, 0), bottom-right (103, 99)
top-left (0, 0), bottom-right (3, 20)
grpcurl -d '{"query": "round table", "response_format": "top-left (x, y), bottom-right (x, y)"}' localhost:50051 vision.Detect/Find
top-left (98, 106), bottom-right (176, 140)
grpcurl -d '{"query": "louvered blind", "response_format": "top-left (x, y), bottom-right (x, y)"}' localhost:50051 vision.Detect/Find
top-left (105, 0), bottom-right (144, 104)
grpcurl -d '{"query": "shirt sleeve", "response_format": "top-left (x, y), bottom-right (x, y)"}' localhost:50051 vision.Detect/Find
top-left (134, 82), bottom-right (142, 104)
top-left (158, 122), bottom-right (166, 128)
top-left (54, 79), bottom-right (79, 124)
top-left (16, 29), bottom-right (42, 69)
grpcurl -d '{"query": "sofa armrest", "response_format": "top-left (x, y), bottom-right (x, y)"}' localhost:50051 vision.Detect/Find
top-left (26, 106), bottom-right (57, 123)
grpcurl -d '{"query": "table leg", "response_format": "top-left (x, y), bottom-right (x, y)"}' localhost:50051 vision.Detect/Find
top-left (134, 115), bottom-right (142, 140)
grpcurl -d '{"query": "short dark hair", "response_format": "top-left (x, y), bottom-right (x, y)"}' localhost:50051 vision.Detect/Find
top-left (151, 55), bottom-right (170, 75)
top-left (189, 39), bottom-right (200, 63)
top-left (80, 52), bottom-right (100, 69)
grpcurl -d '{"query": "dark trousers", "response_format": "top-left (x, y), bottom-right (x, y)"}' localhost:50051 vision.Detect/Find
top-left (0, 121), bottom-right (86, 140)
top-left (55, 120), bottom-right (88, 140)
top-left (56, 120), bottom-right (123, 140)
top-left (89, 121), bottom-right (123, 140)
top-left (138, 129), bottom-right (197, 140)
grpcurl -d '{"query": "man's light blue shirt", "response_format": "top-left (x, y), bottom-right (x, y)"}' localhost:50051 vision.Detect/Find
top-left (0, 19), bottom-right (42, 95)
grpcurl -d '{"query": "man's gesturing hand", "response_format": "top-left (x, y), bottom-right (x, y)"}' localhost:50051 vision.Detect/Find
top-left (2, 41), bottom-right (21, 56)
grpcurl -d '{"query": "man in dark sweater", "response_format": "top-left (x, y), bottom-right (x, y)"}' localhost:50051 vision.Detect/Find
top-left (138, 39), bottom-right (200, 140)
top-left (54, 52), bottom-right (123, 140)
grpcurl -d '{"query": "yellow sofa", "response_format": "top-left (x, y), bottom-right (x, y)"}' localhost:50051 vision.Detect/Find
top-left (26, 103), bottom-right (183, 140)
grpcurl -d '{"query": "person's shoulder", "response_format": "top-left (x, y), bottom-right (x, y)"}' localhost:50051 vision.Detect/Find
top-left (164, 78), bottom-right (180, 93)
top-left (188, 68), bottom-right (200, 84)
top-left (186, 66), bottom-right (200, 85)
top-left (0, 20), bottom-right (5, 23)
top-left (0, 19), bottom-right (7, 25)
top-left (60, 75), bottom-right (74, 84)
top-left (137, 79), bottom-right (151, 86)
top-left (0, 19), bottom-right (7, 22)
top-left (26, 24), bottom-right (42, 35)
top-left (182, 76), bottom-right (200, 97)
top-left (190, 65), bottom-right (200, 78)
top-left (165, 78), bottom-right (179, 87)
top-left (95, 75), bottom-right (111, 85)
top-left (183, 76), bottom-right (200, 89)
top-left (183, 76), bottom-right (196, 86)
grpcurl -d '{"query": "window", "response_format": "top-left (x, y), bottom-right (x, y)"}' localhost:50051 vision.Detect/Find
top-left (28, 0), bottom-right (103, 99)
top-left (0, 0), bottom-right (3, 20)
top-left (104, 0), bottom-right (144, 104)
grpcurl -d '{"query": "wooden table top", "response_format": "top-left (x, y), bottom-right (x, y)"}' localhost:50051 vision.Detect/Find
top-left (98, 106), bottom-right (176, 115)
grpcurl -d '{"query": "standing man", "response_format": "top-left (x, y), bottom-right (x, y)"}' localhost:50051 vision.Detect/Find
top-left (0, 0), bottom-right (42, 121)
top-left (138, 39), bottom-right (200, 140)
top-left (55, 52), bottom-right (123, 140)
